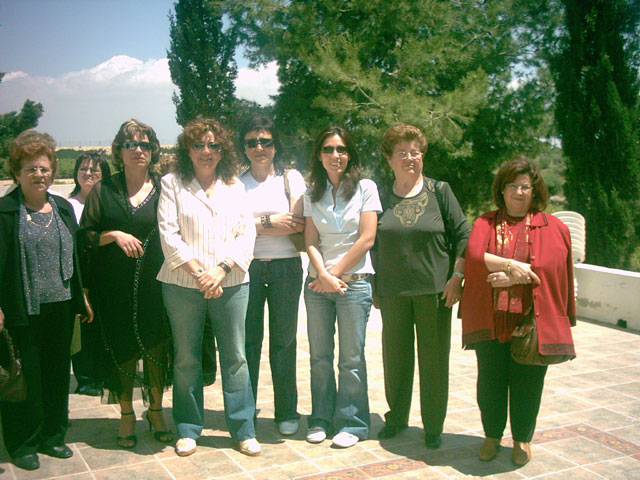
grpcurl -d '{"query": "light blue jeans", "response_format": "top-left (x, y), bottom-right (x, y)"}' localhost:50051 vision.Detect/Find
top-left (162, 282), bottom-right (255, 442)
top-left (304, 277), bottom-right (372, 439)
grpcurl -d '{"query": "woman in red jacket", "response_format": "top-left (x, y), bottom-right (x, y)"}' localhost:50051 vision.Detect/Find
top-left (460, 158), bottom-right (576, 467)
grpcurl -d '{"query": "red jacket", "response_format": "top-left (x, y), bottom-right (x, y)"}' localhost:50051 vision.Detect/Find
top-left (460, 210), bottom-right (576, 356)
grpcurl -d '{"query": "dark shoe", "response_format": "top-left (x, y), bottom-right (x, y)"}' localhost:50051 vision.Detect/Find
top-left (512, 441), bottom-right (531, 466)
top-left (13, 453), bottom-right (40, 471)
top-left (117, 411), bottom-right (137, 449)
top-left (377, 424), bottom-right (408, 439)
top-left (478, 437), bottom-right (501, 461)
top-left (424, 433), bottom-right (442, 450)
top-left (38, 444), bottom-right (73, 459)
top-left (76, 385), bottom-right (103, 397)
top-left (145, 408), bottom-right (174, 443)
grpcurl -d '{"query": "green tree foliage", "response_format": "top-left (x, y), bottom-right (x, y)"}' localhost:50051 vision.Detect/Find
top-left (168, 0), bottom-right (238, 126)
top-left (0, 71), bottom-right (45, 177)
top-left (551, 0), bottom-right (640, 268)
top-left (226, 0), bottom-right (560, 210)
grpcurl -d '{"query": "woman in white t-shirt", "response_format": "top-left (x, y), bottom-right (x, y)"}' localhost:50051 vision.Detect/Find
top-left (239, 116), bottom-right (305, 436)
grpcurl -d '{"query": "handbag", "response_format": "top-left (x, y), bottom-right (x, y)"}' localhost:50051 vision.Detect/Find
top-left (283, 169), bottom-right (306, 252)
top-left (510, 311), bottom-right (574, 366)
top-left (0, 329), bottom-right (28, 402)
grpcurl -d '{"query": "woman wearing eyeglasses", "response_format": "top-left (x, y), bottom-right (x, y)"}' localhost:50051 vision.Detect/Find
top-left (78, 119), bottom-right (173, 450)
top-left (303, 126), bottom-right (381, 448)
top-left (374, 124), bottom-right (470, 450)
top-left (239, 115), bottom-right (305, 436)
top-left (157, 118), bottom-right (259, 457)
top-left (68, 152), bottom-right (111, 397)
top-left (460, 158), bottom-right (575, 466)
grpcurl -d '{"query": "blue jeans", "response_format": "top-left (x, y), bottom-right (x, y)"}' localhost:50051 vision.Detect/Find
top-left (162, 282), bottom-right (255, 442)
top-left (245, 257), bottom-right (302, 423)
top-left (304, 276), bottom-right (372, 439)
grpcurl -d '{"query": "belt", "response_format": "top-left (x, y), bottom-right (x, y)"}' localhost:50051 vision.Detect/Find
top-left (309, 273), bottom-right (371, 282)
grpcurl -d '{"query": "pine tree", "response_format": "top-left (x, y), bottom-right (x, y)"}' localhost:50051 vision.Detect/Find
top-left (168, 0), bottom-right (238, 126)
top-left (552, 0), bottom-right (640, 268)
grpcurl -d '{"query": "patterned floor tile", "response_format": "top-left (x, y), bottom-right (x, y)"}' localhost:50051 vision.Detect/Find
top-left (566, 424), bottom-right (640, 455)
top-left (358, 457), bottom-right (427, 477)
top-left (295, 468), bottom-right (370, 480)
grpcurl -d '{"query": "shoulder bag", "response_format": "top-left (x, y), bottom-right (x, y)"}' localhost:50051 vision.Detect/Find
top-left (511, 311), bottom-right (574, 366)
top-left (0, 329), bottom-right (27, 402)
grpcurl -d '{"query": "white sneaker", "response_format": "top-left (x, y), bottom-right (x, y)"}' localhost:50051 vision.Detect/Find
top-left (278, 420), bottom-right (299, 436)
top-left (331, 432), bottom-right (359, 448)
top-left (306, 426), bottom-right (327, 444)
top-left (175, 437), bottom-right (197, 457)
top-left (237, 437), bottom-right (261, 456)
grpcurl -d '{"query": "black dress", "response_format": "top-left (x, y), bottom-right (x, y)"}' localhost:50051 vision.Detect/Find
top-left (78, 172), bottom-right (171, 402)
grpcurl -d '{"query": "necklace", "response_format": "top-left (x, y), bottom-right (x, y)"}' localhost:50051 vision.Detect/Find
top-left (26, 210), bottom-right (53, 228)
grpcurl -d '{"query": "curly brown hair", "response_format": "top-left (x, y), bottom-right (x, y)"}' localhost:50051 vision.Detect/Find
top-left (8, 129), bottom-right (57, 182)
top-left (111, 119), bottom-right (161, 172)
top-left (380, 124), bottom-right (428, 158)
top-left (175, 117), bottom-right (237, 184)
top-left (492, 157), bottom-right (548, 211)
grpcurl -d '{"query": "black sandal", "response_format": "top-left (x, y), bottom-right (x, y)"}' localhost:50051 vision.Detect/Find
top-left (145, 408), bottom-right (174, 443)
top-left (116, 411), bottom-right (137, 449)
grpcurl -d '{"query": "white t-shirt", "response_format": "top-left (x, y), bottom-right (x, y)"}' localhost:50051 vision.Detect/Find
top-left (241, 169), bottom-right (306, 259)
top-left (67, 196), bottom-right (84, 223)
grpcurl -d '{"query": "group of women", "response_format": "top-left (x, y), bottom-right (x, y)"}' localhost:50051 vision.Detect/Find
top-left (0, 117), bottom-right (576, 472)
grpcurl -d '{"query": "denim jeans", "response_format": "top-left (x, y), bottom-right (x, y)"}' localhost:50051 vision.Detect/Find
top-left (245, 257), bottom-right (302, 423)
top-left (304, 276), bottom-right (372, 439)
top-left (162, 282), bottom-right (255, 442)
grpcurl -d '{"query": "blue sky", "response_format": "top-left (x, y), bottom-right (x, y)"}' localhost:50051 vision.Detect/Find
top-left (0, 0), bottom-right (277, 146)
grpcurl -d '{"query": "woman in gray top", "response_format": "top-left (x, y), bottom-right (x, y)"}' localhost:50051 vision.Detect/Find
top-left (0, 130), bottom-right (92, 472)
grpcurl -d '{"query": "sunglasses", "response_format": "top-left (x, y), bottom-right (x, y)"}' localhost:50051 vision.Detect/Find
top-left (122, 141), bottom-right (153, 151)
top-left (245, 137), bottom-right (274, 149)
top-left (321, 145), bottom-right (348, 155)
top-left (192, 142), bottom-right (222, 152)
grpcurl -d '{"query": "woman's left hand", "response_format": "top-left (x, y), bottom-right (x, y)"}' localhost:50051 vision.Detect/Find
top-left (81, 290), bottom-right (94, 323)
top-left (441, 276), bottom-right (463, 307)
top-left (204, 285), bottom-right (223, 299)
top-left (487, 271), bottom-right (517, 288)
top-left (196, 267), bottom-right (225, 294)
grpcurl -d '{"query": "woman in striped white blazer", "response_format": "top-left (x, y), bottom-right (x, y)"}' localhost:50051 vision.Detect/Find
top-left (156, 118), bottom-right (260, 457)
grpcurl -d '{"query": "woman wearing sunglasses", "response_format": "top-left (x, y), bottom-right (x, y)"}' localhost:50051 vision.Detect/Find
top-left (239, 116), bottom-right (305, 436)
top-left (157, 118), bottom-right (259, 457)
top-left (303, 126), bottom-right (381, 448)
top-left (78, 119), bottom-right (173, 449)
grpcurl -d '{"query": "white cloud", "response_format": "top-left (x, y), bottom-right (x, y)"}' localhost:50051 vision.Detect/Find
top-left (0, 56), bottom-right (280, 146)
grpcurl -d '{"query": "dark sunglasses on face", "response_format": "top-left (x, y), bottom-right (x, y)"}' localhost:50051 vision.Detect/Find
top-left (122, 141), bottom-right (153, 151)
top-left (245, 137), bottom-right (274, 149)
top-left (192, 142), bottom-right (222, 152)
top-left (321, 145), bottom-right (348, 155)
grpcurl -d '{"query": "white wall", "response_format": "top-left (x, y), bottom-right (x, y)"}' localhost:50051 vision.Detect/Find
top-left (575, 263), bottom-right (640, 331)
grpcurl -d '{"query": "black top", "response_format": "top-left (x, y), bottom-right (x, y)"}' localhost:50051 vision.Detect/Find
top-left (375, 177), bottom-right (470, 297)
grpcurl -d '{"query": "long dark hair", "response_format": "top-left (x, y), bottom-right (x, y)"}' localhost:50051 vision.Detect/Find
top-left (308, 125), bottom-right (362, 203)
top-left (69, 152), bottom-right (112, 197)
top-left (238, 115), bottom-right (287, 175)
top-left (174, 117), bottom-right (237, 184)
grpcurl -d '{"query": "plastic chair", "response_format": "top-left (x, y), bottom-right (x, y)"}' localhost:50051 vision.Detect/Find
top-left (552, 211), bottom-right (586, 301)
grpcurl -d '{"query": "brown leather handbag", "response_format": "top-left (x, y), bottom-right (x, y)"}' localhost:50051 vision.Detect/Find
top-left (0, 329), bottom-right (27, 402)
top-left (510, 312), bottom-right (574, 366)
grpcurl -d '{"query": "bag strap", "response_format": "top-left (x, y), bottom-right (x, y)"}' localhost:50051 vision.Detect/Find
top-left (1, 330), bottom-right (18, 362)
top-left (283, 169), bottom-right (292, 208)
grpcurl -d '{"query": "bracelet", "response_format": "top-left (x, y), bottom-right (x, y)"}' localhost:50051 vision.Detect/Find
top-left (453, 271), bottom-right (464, 279)
top-left (260, 216), bottom-right (268, 229)
top-left (505, 259), bottom-right (512, 276)
top-left (217, 261), bottom-right (231, 274)
top-left (265, 214), bottom-right (272, 228)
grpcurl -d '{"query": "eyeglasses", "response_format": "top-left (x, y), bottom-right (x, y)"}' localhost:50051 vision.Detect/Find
top-left (394, 150), bottom-right (423, 160)
top-left (505, 183), bottom-right (533, 192)
top-left (320, 145), bottom-right (348, 155)
top-left (245, 137), bottom-right (274, 149)
top-left (122, 141), bottom-right (153, 151)
top-left (22, 166), bottom-right (52, 176)
top-left (79, 167), bottom-right (102, 175)
top-left (192, 142), bottom-right (222, 152)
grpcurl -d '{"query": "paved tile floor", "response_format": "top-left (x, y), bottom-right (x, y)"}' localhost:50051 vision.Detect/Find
top-left (1, 302), bottom-right (639, 479)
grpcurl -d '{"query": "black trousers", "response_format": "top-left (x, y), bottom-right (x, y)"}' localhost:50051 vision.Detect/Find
top-left (475, 339), bottom-right (547, 442)
top-left (71, 316), bottom-right (104, 391)
top-left (0, 301), bottom-right (74, 458)
top-left (379, 293), bottom-right (451, 435)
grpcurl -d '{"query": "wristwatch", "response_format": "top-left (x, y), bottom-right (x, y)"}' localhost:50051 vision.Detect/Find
top-left (217, 261), bottom-right (232, 274)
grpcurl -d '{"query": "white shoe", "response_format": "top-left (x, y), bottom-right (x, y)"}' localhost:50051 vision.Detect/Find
top-left (237, 437), bottom-right (261, 456)
top-left (278, 420), bottom-right (299, 436)
top-left (175, 437), bottom-right (197, 457)
top-left (306, 426), bottom-right (327, 444)
top-left (331, 432), bottom-right (359, 448)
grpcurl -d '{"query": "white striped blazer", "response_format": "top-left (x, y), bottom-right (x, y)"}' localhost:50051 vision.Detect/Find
top-left (156, 172), bottom-right (255, 289)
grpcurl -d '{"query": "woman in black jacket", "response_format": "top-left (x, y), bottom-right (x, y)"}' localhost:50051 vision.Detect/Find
top-left (0, 130), bottom-right (92, 471)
